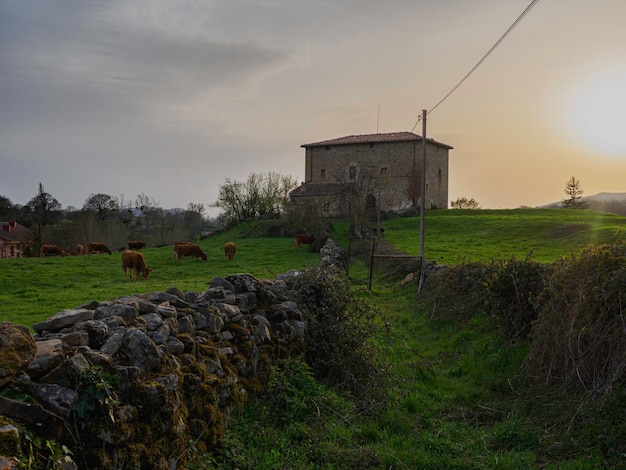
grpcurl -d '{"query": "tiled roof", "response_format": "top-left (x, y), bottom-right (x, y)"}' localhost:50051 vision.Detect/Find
top-left (0, 221), bottom-right (34, 242)
top-left (302, 132), bottom-right (453, 149)
top-left (290, 183), bottom-right (346, 197)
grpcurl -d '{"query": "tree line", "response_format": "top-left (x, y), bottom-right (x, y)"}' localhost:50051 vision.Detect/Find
top-left (0, 172), bottom-right (300, 255)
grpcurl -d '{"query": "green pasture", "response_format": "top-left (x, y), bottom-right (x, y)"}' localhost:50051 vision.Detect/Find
top-left (3, 208), bottom-right (626, 467)
top-left (384, 208), bottom-right (626, 264)
top-left (0, 230), bottom-right (320, 327)
top-left (3, 208), bottom-right (626, 328)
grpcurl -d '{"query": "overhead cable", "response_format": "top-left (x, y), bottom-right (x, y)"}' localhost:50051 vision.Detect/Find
top-left (410, 0), bottom-right (541, 132)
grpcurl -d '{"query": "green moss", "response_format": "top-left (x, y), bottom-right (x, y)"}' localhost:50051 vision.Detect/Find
top-left (224, 322), bottom-right (251, 338)
top-left (238, 340), bottom-right (257, 356)
top-left (0, 422), bottom-right (20, 456)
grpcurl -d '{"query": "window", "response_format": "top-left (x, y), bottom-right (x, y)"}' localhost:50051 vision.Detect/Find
top-left (380, 167), bottom-right (388, 176)
top-left (321, 169), bottom-right (326, 178)
top-left (349, 166), bottom-right (357, 179)
top-left (322, 202), bottom-right (331, 212)
top-left (438, 168), bottom-right (442, 184)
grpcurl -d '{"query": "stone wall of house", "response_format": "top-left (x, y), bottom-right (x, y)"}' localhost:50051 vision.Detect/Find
top-left (0, 241), bottom-right (348, 469)
top-left (304, 140), bottom-right (449, 211)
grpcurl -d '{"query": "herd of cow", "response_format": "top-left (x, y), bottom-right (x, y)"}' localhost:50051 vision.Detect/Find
top-left (37, 233), bottom-right (314, 282)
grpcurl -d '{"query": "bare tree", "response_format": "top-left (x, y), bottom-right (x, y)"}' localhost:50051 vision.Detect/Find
top-left (212, 172), bottom-right (298, 225)
top-left (135, 193), bottom-right (160, 213)
top-left (336, 166), bottom-right (377, 238)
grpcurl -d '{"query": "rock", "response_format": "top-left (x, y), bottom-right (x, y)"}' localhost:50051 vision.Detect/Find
top-left (0, 323), bottom-right (37, 386)
top-left (94, 303), bottom-right (137, 327)
top-left (0, 240), bottom-right (352, 469)
top-left (32, 309), bottom-right (93, 334)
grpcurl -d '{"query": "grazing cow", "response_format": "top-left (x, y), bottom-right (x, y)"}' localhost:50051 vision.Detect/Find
top-left (173, 242), bottom-right (207, 261)
top-left (294, 234), bottom-right (315, 248)
top-left (172, 241), bottom-right (191, 259)
top-left (128, 240), bottom-right (146, 250)
top-left (224, 242), bottom-right (237, 260)
top-left (40, 244), bottom-right (66, 257)
top-left (121, 250), bottom-right (152, 281)
top-left (76, 244), bottom-right (85, 255)
top-left (87, 242), bottom-right (112, 255)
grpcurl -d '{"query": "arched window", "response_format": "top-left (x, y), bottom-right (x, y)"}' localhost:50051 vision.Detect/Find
top-left (366, 194), bottom-right (376, 209)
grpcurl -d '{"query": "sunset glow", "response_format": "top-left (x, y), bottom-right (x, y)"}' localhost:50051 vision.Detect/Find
top-left (566, 67), bottom-right (626, 157)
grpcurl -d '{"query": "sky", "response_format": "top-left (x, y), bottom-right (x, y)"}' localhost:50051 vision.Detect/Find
top-left (2, 0), bottom-right (626, 216)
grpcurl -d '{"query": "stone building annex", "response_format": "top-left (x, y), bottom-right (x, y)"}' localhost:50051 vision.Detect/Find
top-left (289, 132), bottom-right (453, 217)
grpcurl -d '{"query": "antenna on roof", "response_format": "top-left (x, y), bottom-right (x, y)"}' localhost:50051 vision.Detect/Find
top-left (376, 104), bottom-right (380, 133)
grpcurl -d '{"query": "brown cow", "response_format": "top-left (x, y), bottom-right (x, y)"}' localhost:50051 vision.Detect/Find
top-left (121, 250), bottom-right (152, 281)
top-left (224, 242), bottom-right (237, 260)
top-left (173, 242), bottom-right (207, 261)
top-left (88, 242), bottom-right (112, 255)
top-left (294, 234), bottom-right (315, 248)
top-left (40, 244), bottom-right (66, 257)
top-left (171, 241), bottom-right (192, 259)
top-left (76, 244), bottom-right (85, 255)
top-left (128, 240), bottom-right (146, 250)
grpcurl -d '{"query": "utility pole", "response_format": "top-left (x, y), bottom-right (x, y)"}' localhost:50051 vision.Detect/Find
top-left (418, 109), bottom-right (427, 294)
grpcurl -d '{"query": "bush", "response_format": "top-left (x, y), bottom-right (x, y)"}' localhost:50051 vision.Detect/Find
top-left (419, 261), bottom-right (493, 322)
top-left (526, 244), bottom-right (626, 394)
top-left (484, 255), bottom-right (550, 340)
top-left (284, 266), bottom-right (391, 412)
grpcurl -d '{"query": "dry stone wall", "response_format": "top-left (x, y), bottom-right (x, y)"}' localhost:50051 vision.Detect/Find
top-left (0, 240), bottom-right (347, 469)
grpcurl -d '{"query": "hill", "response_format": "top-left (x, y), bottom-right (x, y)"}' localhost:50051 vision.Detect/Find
top-left (540, 191), bottom-right (626, 208)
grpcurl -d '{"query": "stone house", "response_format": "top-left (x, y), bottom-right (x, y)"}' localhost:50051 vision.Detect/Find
top-left (289, 132), bottom-right (453, 216)
top-left (0, 221), bottom-right (34, 258)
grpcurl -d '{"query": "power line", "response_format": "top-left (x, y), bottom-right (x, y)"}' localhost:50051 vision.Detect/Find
top-left (410, 0), bottom-right (541, 132)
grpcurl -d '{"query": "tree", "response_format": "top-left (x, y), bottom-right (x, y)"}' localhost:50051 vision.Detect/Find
top-left (562, 177), bottom-right (589, 209)
top-left (27, 183), bottom-right (61, 248)
top-left (135, 193), bottom-right (159, 213)
top-left (0, 195), bottom-right (21, 221)
top-left (183, 203), bottom-right (206, 233)
top-left (83, 193), bottom-right (119, 221)
top-left (212, 172), bottom-right (299, 226)
top-left (450, 197), bottom-right (481, 209)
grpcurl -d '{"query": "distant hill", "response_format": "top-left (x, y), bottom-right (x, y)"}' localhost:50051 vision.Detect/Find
top-left (585, 192), bottom-right (626, 202)
top-left (539, 192), bottom-right (626, 208)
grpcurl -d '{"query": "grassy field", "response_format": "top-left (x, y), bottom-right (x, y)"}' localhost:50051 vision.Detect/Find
top-left (0, 226), bottom-right (321, 327)
top-left (3, 208), bottom-right (626, 468)
top-left (383, 208), bottom-right (626, 264)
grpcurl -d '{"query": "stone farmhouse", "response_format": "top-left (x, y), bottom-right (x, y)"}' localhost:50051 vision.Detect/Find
top-left (289, 132), bottom-right (453, 217)
top-left (0, 221), bottom-right (33, 258)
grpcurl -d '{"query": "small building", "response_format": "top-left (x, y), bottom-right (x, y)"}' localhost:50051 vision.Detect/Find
top-left (0, 221), bottom-right (34, 258)
top-left (289, 132), bottom-right (453, 216)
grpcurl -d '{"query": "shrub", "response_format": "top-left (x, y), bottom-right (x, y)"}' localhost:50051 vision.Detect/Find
top-left (484, 255), bottom-right (550, 340)
top-left (419, 261), bottom-right (493, 322)
top-left (284, 266), bottom-right (391, 412)
top-left (526, 244), bottom-right (626, 394)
